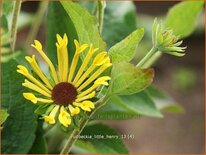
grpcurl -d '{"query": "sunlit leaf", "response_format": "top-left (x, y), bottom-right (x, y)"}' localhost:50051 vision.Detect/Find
top-left (60, 1), bottom-right (106, 60)
top-left (108, 28), bottom-right (144, 63)
top-left (109, 62), bottom-right (154, 95)
top-left (94, 91), bottom-right (163, 120)
top-left (165, 1), bottom-right (204, 38)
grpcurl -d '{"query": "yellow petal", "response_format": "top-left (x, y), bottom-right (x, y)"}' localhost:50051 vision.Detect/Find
top-left (94, 76), bottom-right (111, 86)
top-left (72, 45), bottom-right (98, 84)
top-left (58, 106), bottom-right (71, 127)
top-left (22, 79), bottom-right (51, 97)
top-left (44, 105), bottom-right (60, 124)
top-left (56, 34), bottom-right (63, 44)
top-left (68, 105), bottom-right (80, 116)
top-left (25, 55), bottom-right (53, 89)
top-left (17, 65), bottom-right (29, 76)
top-left (31, 40), bottom-right (42, 50)
top-left (56, 34), bottom-right (69, 82)
top-left (77, 85), bottom-right (97, 98)
top-left (63, 33), bottom-right (68, 45)
top-left (78, 76), bottom-right (111, 98)
top-left (80, 101), bottom-right (95, 112)
top-left (44, 116), bottom-right (55, 124)
top-left (76, 91), bottom-right (96, 102)
top-left (74, 39), bottom-right (88, 54)
top-left (23, 93), bottom-right (37, 104)
top-left (93, 52), bottom-right (107, 66)
top-left (37, 98), bottom-right (53, 103)
top-left (23, 92), bottom-right (53, 104)
top-left (31, 40), bottom-right (58, 84)
top-left (77, 62), bottom-right (112, 91)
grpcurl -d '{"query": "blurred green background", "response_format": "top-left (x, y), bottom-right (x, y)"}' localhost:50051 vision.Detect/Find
top-left (14, 1), bottom-right (205, 153)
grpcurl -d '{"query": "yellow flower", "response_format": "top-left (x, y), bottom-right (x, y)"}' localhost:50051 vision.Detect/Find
top-left (17, 34), bottom-right (112, 127)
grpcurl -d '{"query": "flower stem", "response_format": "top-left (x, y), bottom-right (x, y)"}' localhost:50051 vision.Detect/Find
top-left (97, 0), bottom-right (105, 34)
top-left (25, 1), bottom-right (48, 50)
top-left (10, 0), bottom-right (22, 51)
top-left (141, 51), bottom-right (162, 68)
top-left (136, 46), bottom-right (158, 68)
top-left (60, 96), bottom-right (110, 154)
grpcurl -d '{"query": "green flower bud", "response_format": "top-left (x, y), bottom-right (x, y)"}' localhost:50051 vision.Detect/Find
top-left (152, 18), bottom-right (186, 57)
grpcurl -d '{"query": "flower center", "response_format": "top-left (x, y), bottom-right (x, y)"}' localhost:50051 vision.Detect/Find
top-left (51, 82), bottom-right (77, 106)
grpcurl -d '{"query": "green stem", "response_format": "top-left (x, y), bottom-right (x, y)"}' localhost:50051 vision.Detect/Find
top-left (136, 46), bottom-right (158, 68)
top-left (142, 51), bottom-right (162, 68)
top-left (25, 1), bottom-right (48, 50)
top-left (60, 96), bottom-right (110, 154)
top-left (0, 1), bottom-right (3, 16)
top-left (10, 0), bottom-right (22, 51)
top-left (97, 0), bottom-right (105, 34)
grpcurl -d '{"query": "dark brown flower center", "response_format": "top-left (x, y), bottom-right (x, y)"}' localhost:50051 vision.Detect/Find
top-left (51, 82), bottom-right (77, 106)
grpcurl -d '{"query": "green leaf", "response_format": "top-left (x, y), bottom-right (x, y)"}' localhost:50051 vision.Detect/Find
top-left (1, 14), bottom-right (8, 31)
top-left (78, 1), bottom-right (97, 14)
top-left (1, 109), bottom-right (9, 125)
top-left (29, 120), bottom-right (48, 154)
top-left (108, 28), bottom-right (144, 63)
top-left (46, 2), bottom-right (78, 65)
top-left (94, 91), bottom-right (162, 120)
top-left (79, 123), bottom-right (129, 154)
top-left (1, 59), bottom-right (38, 153)
top-left (146, 86), bottom-right (185, 113)
top-left (72, 140), bottom-right (98, 154)
top-left (103, 1), bottom-right (137, 48)
top-left (109, 62), bottom-right (154, 95)
top-left (2, 1), bottom-right (13, 16)
top-left (60, 1), bottom-right (106, 60)
top-left (165, 1), bottom-right (204, 38)
top-left (161, 104), bottom-right (184, 113)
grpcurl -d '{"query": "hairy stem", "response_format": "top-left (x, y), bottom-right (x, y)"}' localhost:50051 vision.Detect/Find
top-left (25, 1), bottom-right (48, 50)
top-left (97, 0), bottom-right (105, 34)
top-left (11, 0), bottom-right (22, 51)
top-left (60, 96), bottom-right (110, 154)
top-left (136, 46), bottom-right (158, 68)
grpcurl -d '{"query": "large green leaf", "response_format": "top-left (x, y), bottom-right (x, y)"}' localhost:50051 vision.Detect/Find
top-left (94, 91), bottom-right (162, 120)
top-left (29, 120), bottom-right (48, 154)
top-left (60, 1), bottom-right (106, 60)
top-left (165, 1), bottom-right (204, 38)
top-left (79, 123), bottom-right (129, 154)
top-left (109, 62), bottom-right (154, 95)
top-left (78, 1), bottom-right (97, 14)
top-left (46, 2), bottom-right (78, 65)
top-left (146, 86), bottom-right (184, 113)
top-left (103, 1), bottom-right (137, 48)
top-left (108, 28), bottom-right (144, 63)
top-left (1, 60), bottom-right (37, 153)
